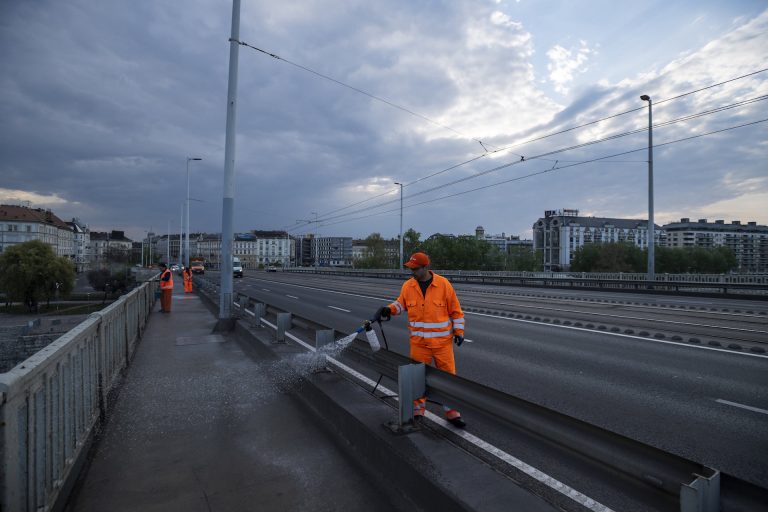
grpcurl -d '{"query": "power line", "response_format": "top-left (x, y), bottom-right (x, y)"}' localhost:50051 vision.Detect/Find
top-left (312, 117), bottom-right (768, 229)
top-left (305, 96), bottom-right (768, 225)
top-left (300, 68), bottom-right (768, 224)
top-left (232, 38), bottom-right (505, 154)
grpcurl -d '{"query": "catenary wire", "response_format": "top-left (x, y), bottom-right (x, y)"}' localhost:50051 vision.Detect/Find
top-left (232, 38), bottom-right (508, 155)
top-left (299, 68), bottom-right (768, 224)
top-left (300, 96), bottom-right (768, 226)
top-left (308, 117), bottom-right (768, 229)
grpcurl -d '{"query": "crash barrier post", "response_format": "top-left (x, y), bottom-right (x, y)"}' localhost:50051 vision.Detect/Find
top-left (681, 470), bottom-right (720, 512)
top-left (251, 302), bottom-right (265, 328)
top-left (236, 295), bottom-right (249, 318)
top-left (276, 313), bottom-right (291, 343)
top-left (315, 329), bottom-right (335, 350)
top-left (383, 363), bottom-right (425, 434)
top-left (0, 279), bottom-right (156, 512)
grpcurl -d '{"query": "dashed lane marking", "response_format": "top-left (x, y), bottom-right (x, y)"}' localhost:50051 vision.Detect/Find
top-left (328, 306), bottom-right (351, 313)
top-left (716, 399), bottom-right (768, 416)
top-left (286, 295), bottom-right (299, 299)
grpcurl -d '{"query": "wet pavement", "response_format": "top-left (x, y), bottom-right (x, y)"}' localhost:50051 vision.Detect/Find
top-left (65, 279), bottom-right (397, 512)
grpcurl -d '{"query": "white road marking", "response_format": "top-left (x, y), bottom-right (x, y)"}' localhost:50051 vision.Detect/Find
top-left (716, 399), bottom-right (768, 416)
top-left (469, 311), bottom-right (768, 360)
top-left (469, 298), bottom-right (768, 334)
top-left (247, 277), bottom-right (767, 358)
top-left (256, 316), bottom-right (613, 512)
top-left (262, 288), bottom-right (271, 292)
top-left (464, 339), bottom-right (474, 343)
top-left (286, 295), bottom-right (298, 299)
top-left (328, 306), bottom-right (351, 313)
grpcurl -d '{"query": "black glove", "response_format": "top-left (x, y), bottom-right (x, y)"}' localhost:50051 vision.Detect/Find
top-left (374, 306), bottom-right (391, 322)
top-left (453, 335), bottom-right (464, 347)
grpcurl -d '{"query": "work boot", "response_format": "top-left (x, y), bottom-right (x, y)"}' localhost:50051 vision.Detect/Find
top-left (444, 408), bottom-right (465, 428)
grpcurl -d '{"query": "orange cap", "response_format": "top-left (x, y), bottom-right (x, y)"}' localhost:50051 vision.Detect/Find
top-left (404, 252), bottom-right (430, 269)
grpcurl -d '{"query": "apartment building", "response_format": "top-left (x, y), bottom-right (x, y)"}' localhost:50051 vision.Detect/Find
top-left (0, 204), bottom-right (74, 259)
top-left (533, 209), bottom-right (664, 271)
top-left (664, 218), bottom-right (768, 272)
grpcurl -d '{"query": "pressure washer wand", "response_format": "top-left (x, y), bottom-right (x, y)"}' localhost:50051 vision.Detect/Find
top-left (335, 318), bottom-right (382, 352)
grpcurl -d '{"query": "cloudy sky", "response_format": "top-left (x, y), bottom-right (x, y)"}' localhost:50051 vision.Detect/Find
top-left (1, 0), bottom-right (766, 242)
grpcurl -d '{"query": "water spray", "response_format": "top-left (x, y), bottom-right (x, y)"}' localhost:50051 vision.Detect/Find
top-left (335, 318), bottom-right (384, 352)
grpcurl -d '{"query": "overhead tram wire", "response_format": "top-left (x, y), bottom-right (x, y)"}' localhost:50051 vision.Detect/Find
top-left (304, 96), bottom-right (768, 225)
top-left (313, 117), bottom-right (768, 229)
top-left (235, 40), bottom-right (767, 228)
top-left (302, 67), bottom-right (768, 223)
top-left (232, 38), bottom-right (509, 155)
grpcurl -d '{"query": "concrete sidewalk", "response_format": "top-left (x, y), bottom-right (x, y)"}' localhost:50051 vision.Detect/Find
top-left (65, 280), bottom-right (398, 512)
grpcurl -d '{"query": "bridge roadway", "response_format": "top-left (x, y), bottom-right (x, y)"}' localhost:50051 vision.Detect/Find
top-left (216, 270), bottom-right (768, 511)
top-left (66, 277), bottom-right (559, 512)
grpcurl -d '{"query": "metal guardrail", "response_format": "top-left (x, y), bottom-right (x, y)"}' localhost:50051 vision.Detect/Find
top-left (0, 279), bottom-right (158, 512)
top-left (196, 276), bottom-right (767, 511)
top-left (282, 268), bottom-right (768, 297)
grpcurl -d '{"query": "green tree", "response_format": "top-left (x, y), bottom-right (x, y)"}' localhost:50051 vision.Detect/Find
top-left (87, 268), bottom-right (131, 302)
top-left (0, 240), bottom-right (75, 312)
top-left (505, 246), bottom-right (542, 271)
top-left (403, 228), bottom-right (421, 258)
top-left (419, 235), bottom-right (504, 270)
top-left (355, 233), bottom-right (390, 269)
top-left (571, 242), bottom-right (645, 272)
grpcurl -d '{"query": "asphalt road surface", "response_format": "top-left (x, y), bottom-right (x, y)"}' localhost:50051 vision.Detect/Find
top-left (211, 270), bottom-right (768, 511)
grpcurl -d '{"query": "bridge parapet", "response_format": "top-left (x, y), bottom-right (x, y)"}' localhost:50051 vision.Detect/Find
top-left (0, 279), bottom-right (158, 512)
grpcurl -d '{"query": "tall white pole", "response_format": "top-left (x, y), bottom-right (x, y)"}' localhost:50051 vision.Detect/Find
top-left (641, 95), bottom-right (655, 284)
top-left (395, 182), bottom-right (403, 267)
top-left (219, 0), bottom-right (241, 320)
top-left (167, 220), bottom-right (170, 264)
top-left (185, 157), bottom-right (202, 268)
top-left (179, 203), bottom-right (184, 269)
top-left (312, 211), bottom-right (318, 270)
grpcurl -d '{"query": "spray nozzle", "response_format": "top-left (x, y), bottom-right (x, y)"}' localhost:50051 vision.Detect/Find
top-left (363, 320), bottom-right (372, 331)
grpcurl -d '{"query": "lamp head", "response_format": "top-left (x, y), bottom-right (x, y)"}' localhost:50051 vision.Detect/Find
top-left (640, 95), bottom-right (651, 101)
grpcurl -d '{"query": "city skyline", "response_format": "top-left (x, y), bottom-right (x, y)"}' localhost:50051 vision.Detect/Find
top-left (1, 1), bottom-right (766, 243)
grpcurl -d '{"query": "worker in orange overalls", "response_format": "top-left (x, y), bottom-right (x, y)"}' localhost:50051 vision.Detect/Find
top-left (183, 267), bottom-right (193, 293)
top-left (159, 262), bottom-right (174, 313)
top-left (375, 252), bottom-right (466, 428)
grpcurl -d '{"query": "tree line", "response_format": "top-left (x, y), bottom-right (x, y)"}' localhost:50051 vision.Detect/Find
top-left (354, 228), bottom-right (541, 271)
top-left (570, 242), bottom-right (737, 273)
top-left (353, 230), bottom-right (739, 274)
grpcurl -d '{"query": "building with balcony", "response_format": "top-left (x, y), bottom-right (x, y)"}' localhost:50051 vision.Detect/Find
top-left (533, 209), bottom-right (664, 271)
top-left (663, 218), bottom-right (768, 272)
top-left (66, 218), bottom-right (90, 272)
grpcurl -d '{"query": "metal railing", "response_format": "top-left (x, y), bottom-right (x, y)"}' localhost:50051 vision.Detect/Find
top-left (192, 275), bottom-right (767, 511)
top-left (0, 279), bottom-right (157, 512)
top-left (282, 268), bottom-right (768, 297)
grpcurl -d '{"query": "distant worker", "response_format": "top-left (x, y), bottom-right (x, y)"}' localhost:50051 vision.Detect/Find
top-left (374, 252), bottom-right (466, 428)
top-left (159, 262), bottom-right (174, 313)
top-left (183, 267), bottom-right (193, 293)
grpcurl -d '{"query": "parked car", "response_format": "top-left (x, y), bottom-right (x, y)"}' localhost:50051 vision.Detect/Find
top-left (190, 260), bottom-right (205, 274)
top-left (170, 264), bottom-right (180, 272)
top-left (266, 266), bottom-right (277, 272)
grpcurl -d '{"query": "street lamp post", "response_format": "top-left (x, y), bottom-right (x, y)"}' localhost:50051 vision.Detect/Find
top-left (185, 157), bottom-right (202, 268)
top-left (640, 95), bottom-right (655, 284)
top-left (311, 211), bottom-right (319, 270)
top-left (394, 182), bottom-right (404, 267)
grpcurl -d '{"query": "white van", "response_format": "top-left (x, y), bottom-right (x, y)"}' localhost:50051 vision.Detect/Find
top-left (233, 257), bottom-right (243, 278)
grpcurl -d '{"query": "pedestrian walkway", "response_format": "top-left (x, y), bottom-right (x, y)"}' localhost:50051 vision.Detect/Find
top-left (65, 280), bottom-right (397, 512)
